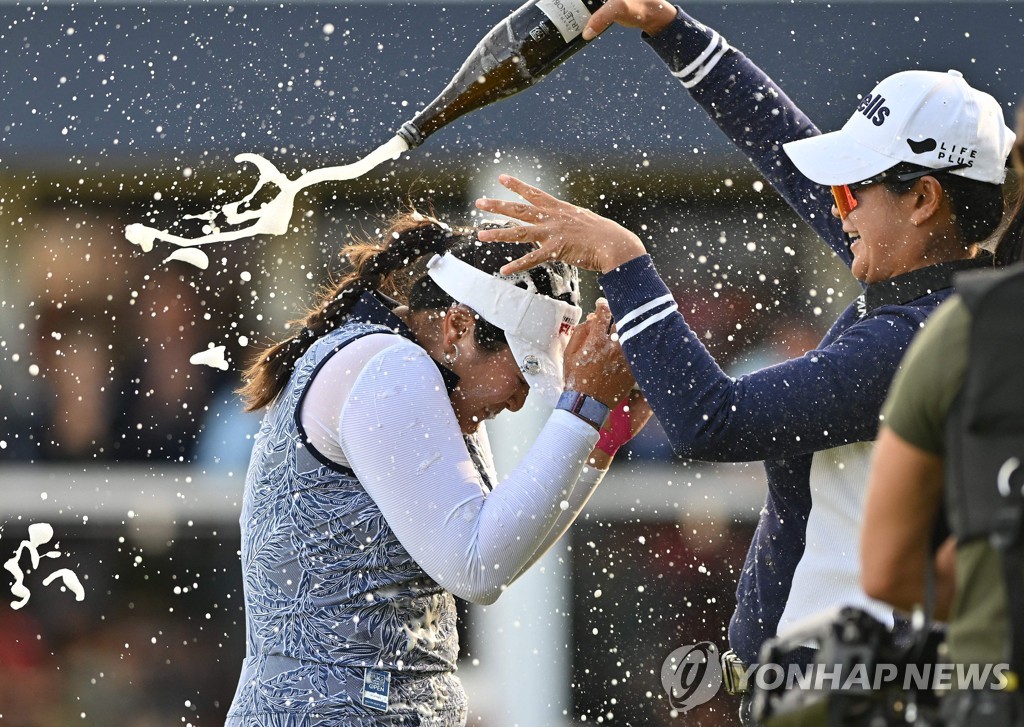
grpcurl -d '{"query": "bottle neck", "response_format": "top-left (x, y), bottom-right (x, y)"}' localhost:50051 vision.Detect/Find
top-left (397, 122), bottom-right (424, 148)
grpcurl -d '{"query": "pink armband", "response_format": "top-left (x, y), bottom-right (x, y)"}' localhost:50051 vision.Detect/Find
top-left (596, 398), bottom-right (634, 457)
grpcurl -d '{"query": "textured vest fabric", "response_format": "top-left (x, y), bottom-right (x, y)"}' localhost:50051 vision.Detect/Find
top-left (227, 313), bottom-right (476, 726)
top-left (946, 266), bottom-right (1024, 542)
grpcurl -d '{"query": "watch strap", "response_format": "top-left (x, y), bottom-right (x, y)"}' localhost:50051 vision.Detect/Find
top-left (556, 390), bottom-right (610, 431)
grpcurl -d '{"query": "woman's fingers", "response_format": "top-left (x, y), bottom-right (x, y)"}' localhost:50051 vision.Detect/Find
top-left (499, 246), bottom-right (555, 275)
top-left (592, 298), bottom-right (612, 328)
top-left (474, 176), bottom-right (564, 231)
top-left (478, 174), bottom-right (641, 274)
top-left (582, 1), bottom-right (618, 40)
top-left (593, 298), bottom-right (617, 334)
top-left (475, 197), bottom-right (547, 223)
top-left (497, 174), bottom-right (564, 208)
top-left (475, 224), bottom-right (537, 243)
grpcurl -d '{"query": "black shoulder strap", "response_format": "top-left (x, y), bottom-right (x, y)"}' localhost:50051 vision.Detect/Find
top-left (950, 265), bottom-right (1024, 684)
top-left (294, 327), bottom-right (388, 474)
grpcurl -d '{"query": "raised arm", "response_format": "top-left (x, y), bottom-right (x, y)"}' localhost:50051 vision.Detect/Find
top-left (336, 305), bottom-right (640, 605)
top-left (339, 342), bottom-right (601, 605)
top-left (584, 0), bottom-right (849, 263)
top-left (507, 390), bottom-right (652, 581)
top-left (477, 179), bottom-right (901, 462)
top-left (598, 255), bottom-right (918, 462)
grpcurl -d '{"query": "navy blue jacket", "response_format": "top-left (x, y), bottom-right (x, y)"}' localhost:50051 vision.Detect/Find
top-left (597, 9), bottom-right (991, 664)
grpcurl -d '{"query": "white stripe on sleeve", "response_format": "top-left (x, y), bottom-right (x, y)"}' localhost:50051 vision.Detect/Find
top-left (671, 30), bottom-right (722, 81)
top-left (618, 305), bottom-right (678, 346)
top-left (683, 40), bottom-right (731, 89)
top-left (669, 31), bottom-right (732, 89)
top-left (616, 293), bottom-right (676, 330)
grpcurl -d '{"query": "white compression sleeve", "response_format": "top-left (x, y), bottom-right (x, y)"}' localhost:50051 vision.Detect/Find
top-left (510, 463), bottom-right (606, 583)
top-left (301, 333), bottom-right (399, 468)
top-left (337, 340), bottom-right (599, 605)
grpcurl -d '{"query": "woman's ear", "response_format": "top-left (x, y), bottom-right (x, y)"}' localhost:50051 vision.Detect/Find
top-left (909, 176), bottom-right (945, 227)
top-left (442, 305), bottom-right (475, 346)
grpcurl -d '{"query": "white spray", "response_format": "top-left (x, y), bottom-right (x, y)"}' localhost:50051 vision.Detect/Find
top-left (125, 135), bottom-right (410, 255)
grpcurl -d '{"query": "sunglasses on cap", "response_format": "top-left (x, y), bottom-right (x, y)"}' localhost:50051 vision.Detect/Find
top-left (830, 162), bottom-right (969, 220)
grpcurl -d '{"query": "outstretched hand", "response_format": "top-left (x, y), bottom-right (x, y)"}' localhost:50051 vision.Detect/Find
top-left (475, 175), bottom-right (647, 276)
top-left (581, 0), bottom-right (678, 41)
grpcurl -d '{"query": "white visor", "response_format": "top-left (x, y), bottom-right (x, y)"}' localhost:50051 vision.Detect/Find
top-left (426, 252), bottom-right (583, 405)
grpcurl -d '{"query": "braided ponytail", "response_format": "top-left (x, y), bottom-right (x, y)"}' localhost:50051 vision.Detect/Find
top-left (239, 215), bottom-right (455, 411)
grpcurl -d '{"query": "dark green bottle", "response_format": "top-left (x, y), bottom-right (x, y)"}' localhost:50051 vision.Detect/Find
top-left (397, 0), bottom-right (605, 148)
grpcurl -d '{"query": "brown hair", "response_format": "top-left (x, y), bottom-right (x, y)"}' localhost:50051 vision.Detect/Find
top-left (238, 212), bottom-right (554, 411)
top-left (993, 186), bottom-right (1024, 267)
top-left (881, 163), bottom-right (1005, 246)
top-left (1011, 101), bottom-right (1024, 178)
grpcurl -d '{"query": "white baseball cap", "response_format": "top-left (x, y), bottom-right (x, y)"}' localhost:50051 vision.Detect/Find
top-left (426, 252), bottom-right (583, 405)
top-left (784, 69), bottom-right (1015, 186)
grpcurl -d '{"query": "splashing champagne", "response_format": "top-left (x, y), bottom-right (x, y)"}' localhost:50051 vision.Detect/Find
top-left (125, 0), bottom-right (604, 255)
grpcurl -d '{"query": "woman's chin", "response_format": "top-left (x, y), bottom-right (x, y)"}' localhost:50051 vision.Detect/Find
top-left (459, 408), bottom-right (501, 434)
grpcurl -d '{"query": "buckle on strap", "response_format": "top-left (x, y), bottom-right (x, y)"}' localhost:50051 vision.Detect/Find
top-left (721, 649), bottom-right (750, 695)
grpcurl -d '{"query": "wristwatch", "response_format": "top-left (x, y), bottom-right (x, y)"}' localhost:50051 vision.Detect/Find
top-left (556, 390), bottom-right (610, 430)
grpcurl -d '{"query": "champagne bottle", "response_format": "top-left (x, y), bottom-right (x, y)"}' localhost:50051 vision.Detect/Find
top-left (397, 0), bottom-right (605, 148)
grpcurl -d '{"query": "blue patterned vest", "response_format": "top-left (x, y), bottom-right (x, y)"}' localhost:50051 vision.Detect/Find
top-left (227, 294), bottom-right (490, 726)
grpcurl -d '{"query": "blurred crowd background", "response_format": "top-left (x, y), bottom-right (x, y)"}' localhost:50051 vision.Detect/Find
top-left (1, 1), bottom-right (1019, 725)
top-left (0, 168), bottom-right (817, 726)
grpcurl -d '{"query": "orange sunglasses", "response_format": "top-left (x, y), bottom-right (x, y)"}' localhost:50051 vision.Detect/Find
top-left (830, 163), bottom-right (968, 220)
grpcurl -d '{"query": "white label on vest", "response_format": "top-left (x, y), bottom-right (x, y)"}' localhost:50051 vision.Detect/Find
top-left (536, 0), bottom-right (592, 43)
top-left (362, 668), bottom-right (391, 712)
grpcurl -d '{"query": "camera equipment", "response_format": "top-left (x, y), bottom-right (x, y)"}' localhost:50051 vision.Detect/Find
top-left (751, 606), bottom-right (943, 727)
